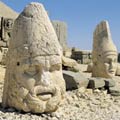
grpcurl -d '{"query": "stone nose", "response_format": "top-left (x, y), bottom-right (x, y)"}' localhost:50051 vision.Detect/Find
top-left (109, 61), bottom-right (115, 70)
top-left (36, 69), bottom-right (51, 86)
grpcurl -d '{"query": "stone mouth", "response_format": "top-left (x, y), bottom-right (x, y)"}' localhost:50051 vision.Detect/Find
top-left (37, 92), bottom-right (53, 101)
top-left (33, 86), bottom-right (55, 101)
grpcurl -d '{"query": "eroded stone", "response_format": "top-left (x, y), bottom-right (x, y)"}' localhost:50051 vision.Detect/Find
top-left (88, 78), bottom-right (105, 89)
top-left (63, 70), bottom-right (89, 90)
top-left (2, 2), bottom-right (65, 113)
top-left (92, 20), bottom-right (117, 78)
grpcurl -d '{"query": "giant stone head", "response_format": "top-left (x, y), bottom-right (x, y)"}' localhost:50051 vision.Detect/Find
top-left (92, 21), bottom-right (117, 78)
top-left (2, 2), bottom-right (65, 113)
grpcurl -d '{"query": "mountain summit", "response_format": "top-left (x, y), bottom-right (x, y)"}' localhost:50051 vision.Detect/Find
top-left (0, 1), bottom-right (18, 18)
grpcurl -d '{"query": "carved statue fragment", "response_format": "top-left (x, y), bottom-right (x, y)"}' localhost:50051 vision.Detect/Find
top-left (92, 20), bottom-right (117, 78)
top-left (2, 2), bottom-right (65, 113)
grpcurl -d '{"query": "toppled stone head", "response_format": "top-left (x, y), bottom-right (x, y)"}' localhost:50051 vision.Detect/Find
top-left (0, 17), bottom-right (14, 46)
top-left (2, 2), bottom-right (65, 113)
top-left (92, 21), bottom-right (117, 78)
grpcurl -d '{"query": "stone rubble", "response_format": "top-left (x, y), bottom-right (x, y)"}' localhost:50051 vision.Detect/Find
top-left (0, 65), bottom-right (120, 119)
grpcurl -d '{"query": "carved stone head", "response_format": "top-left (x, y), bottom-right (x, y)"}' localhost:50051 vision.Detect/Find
top-left (2, 2), bottom-right (65, 113)
top-left (1, 18), bottom-right (14, 46)
top-left (92, 21), bottom-right (117, 78)
top-left (4, 18), bottom-right (13, 31)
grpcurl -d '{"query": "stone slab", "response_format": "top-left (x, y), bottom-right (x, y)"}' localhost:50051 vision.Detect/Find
top-left (63, 70), bottom-right (89, 90)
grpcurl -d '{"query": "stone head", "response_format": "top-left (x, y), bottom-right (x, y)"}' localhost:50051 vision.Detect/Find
top-left (92, 21), bottom-right (117, 78)
top-left (2, 2), bottom-right (65, 113)
top-left (4, 18), bottom-right (13, 31)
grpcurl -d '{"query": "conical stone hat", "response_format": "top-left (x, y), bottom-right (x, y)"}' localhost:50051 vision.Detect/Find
top-left (93, 20), bottom-right (117, 62)
top-left (9, 2), bottom-right (62, 59)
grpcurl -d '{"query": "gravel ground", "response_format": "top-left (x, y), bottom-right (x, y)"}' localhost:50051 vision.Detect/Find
top-left (0, 65), bottom-right (120, 120)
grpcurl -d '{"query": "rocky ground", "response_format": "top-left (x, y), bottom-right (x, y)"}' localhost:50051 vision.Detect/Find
top-left (0, 65), bottom-right (120, 120)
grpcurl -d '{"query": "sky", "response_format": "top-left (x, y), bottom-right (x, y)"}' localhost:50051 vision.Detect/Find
top-left (1, 0), bottom-right (120, 51)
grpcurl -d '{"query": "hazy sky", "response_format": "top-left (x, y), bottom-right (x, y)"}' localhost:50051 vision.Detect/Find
top-left (1, 0), bottom-right (120, 51)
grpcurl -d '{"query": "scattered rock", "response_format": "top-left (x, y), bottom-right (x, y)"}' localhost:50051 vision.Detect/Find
top-left (88, 77), bottom-right (105, 89)
top-left (63, 70), bottom-right (89, 90)
top-left (62, 56), bottom-right (77, 69)
top-left (104, 79), bottom-right (115, 87)
top-left (109, 86), bottom-right (120, 96)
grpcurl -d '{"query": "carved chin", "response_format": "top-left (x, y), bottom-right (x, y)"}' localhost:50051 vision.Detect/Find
top-left (25, 85), bottom-right (61, 113)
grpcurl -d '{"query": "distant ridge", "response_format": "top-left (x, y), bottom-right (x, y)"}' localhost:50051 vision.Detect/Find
top-left (0, 1), bottom-right (18, 18)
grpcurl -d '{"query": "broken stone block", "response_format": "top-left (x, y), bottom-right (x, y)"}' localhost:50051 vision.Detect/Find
top-left (71, 49), bottom-right (92, 64)
top-left (62, 56), bottom-right (77, 67)
top-left (63, 70), bottom-right (89, 90)
top-left (104, 79), bottom-right (115, 88)
top-left (116, 63), bottom-right (120, 76)
top-left (88, 78), bottom-right (105, 89)
top-left (109, 85), bottom-right (120, 96)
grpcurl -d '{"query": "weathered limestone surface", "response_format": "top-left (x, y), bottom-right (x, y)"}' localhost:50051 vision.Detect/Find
top-left (2, 2), bottom-right (65, 113)
top-left (52, 21), bottom-right (67, 50)
top-left (109, 84), bottom-right (120, 96)
top-left (71, 48), bottom-right (92, 64)
top-left (92, 21), bottom-right (118, 78)
top-left (63, 70), bottom-right (89, 90)
top-left (88, 78), bottom-right (105, 89)
top-left (88, 77), bottom-right (115, 89)
top-left (62, 56), bottom-right (77, 68)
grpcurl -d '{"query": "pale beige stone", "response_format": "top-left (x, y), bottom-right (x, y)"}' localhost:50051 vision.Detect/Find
top-left (86, 63), bottom-right (93, 72)
top-left (2, 2), bottom-right (65, 113)
top-left (62, 56), bottom-right (77, 68)
top-left (52, 21), bottom-right (67, 50)
top-left (92, 20), bottom-right (117, 78)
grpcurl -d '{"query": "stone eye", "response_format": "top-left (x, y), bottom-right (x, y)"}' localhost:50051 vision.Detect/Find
top-left (17, 62), bottom-right (20, 66)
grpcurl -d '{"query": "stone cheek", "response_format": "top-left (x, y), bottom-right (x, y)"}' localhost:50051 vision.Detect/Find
top-left (92, 52), bottom-right (117, 78)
